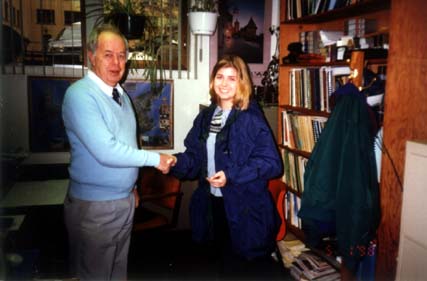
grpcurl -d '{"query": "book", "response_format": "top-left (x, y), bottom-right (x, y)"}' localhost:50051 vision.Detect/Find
top-left (290, 252), bottom-right (340, 280)
top-left (327, 0), bottom-right (337, 11)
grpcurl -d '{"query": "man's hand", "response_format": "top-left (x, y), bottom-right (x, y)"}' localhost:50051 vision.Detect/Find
top-left (156, 153), bottom-right (177, 174)
top-left (206, 171), bottom-right (227, 188)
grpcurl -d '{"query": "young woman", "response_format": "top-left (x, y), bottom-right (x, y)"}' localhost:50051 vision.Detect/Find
top-left (171, 55), bottom-right (283, 268)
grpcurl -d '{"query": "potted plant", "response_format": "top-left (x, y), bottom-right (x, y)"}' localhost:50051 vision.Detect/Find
top-left (87, 0), bottom-right (145, 39)
top-left (87, 0), bottom-right (164, 90)
top-left (103, 0), bottom-right (145, 39)
top-left (188, 0), bottom-right (218, 36)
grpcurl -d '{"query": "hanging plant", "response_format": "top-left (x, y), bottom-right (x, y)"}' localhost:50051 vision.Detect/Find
top-left (189, 0), bottom-right (218, 12)
top-left (187, 0), bottom-right (218, 36)
top-left (86, 0), bottom-right (164, 91)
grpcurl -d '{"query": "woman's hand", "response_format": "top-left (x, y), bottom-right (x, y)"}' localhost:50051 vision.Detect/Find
top-left (206, 171), bottom-right (227, 188)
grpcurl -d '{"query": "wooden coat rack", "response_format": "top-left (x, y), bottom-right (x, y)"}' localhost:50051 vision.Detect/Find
top-left (349, 51), bottom-right (365, 88)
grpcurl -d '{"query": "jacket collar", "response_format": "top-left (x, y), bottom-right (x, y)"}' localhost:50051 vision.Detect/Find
top-left (200, 103), bottom-right (240, 141)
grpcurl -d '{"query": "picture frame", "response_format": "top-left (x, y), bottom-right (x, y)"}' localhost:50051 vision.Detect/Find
top-left (217, 0), bottom-right (266, 64)
top-left (123, 80), bottom-right (174, 150)
top-left (211, 0), bottom-right (274, 85)
top-left (28, 76), bottom-right (78, 152)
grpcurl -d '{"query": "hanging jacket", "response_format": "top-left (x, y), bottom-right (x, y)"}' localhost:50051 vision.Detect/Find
top-left (298, 83), bottom-right (380, 272)
top-left (172, 100), bottom-right (282, 260)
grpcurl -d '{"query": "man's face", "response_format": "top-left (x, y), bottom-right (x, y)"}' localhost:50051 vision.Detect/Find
top-left (88, 32), bottom-right (127, 87)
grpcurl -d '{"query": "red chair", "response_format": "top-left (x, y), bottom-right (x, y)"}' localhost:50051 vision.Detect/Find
top-left (133, 167), bottom-right (183, 232)
top-left (268, 178), bottom-right (287, 241)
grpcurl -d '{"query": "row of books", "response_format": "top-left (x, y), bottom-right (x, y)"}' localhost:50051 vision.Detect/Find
top-left (344, 18), bottom-right (377, 37)
top-left (285, 191), bottom-right (302, 229)
top-left (300, 30), bottom-right (343, 56)
top-left (290, 252), bottom-right (340, 281)
top-left (282, 149), bottom-right (309, 194)
top-left (288, 66), bottom-right (351, 112)
top-left (282, 111), bottom-right (328, 152)
top-left (277, 239), bottom-right (308, 268)
top-left (286, 0), bottom-right (360, 21)
top-left (360, 33), bottom-right (389, 50)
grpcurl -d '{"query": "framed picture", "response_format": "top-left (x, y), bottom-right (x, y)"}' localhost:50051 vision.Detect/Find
top-left (211, 0), bottom-right (274, 86)
top-left (217, 0), bottom-right (266, 64)
top-left (28, 76), bottom-right (78, 152)
top-left (123, 80), bottom-right (174, 150)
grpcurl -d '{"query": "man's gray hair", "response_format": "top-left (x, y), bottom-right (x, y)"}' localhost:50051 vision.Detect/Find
top-left (87, 24), bottom-right (129, 57)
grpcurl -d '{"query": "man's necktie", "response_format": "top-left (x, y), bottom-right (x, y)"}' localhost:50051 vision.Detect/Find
top-left (209, 110), bottom-right (223, 133)
top-left (112, 88), bottom-right (121, 105)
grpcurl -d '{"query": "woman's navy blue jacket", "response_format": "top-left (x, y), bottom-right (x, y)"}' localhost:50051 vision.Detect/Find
top-left (172, 100), bottom-right (283, 260)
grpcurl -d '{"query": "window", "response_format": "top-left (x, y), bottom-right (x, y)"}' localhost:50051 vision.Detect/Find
top-left (121, 0), bottom-right (189, 71)
top-left (4, 1), bottom-right (9, 22)
top-left (36, 9), bottom-right (55, 25)
top-left (12, 7), bottom-right (16, 26)
top-left (2, 0), bottom-right (188, 76)
top-left (16, 10), bottom-right (21, 28)
top-left (64, 11), bottom-right (81, 25)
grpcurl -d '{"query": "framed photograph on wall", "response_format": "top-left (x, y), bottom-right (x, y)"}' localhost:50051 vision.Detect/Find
top-left (217, 0), bottom-right (266, 64)
top-left (211, 0), bottom-right (274, 86)
top-left (123, 80), bottom-right (174, 149)
top-left (28, 76), bottom-right (78, 152)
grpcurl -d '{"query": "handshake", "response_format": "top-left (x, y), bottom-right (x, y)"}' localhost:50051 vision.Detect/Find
top-left (156, 153), bottom-right (177, 174)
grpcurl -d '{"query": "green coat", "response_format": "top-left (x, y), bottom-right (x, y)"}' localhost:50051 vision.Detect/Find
top-left (298, 83), bottom-right (380, 272)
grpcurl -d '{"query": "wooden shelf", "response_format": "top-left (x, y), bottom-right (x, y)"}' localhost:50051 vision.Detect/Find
top-left (280, 105), bottom-right (331, 117)
top-left (280, 60), bottom-right (350, 67)
top-left (279, 144), bottom-right (311, 159)
top-left (283, 181), bottom-right (303, 196)
top-left (364, 28), bottom-right (389, 38)
top-left (280, 56), bottom-right (387, 68)
top-left (286, 223), bottom-right (305, 240)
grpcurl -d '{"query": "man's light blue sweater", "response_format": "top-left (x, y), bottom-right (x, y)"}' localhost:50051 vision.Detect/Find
top-left (62, 75), bottom-right (160, 201)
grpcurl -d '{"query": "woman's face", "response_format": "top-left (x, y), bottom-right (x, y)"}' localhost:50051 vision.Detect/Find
top-left (213, 66), bottom-right (238, 109)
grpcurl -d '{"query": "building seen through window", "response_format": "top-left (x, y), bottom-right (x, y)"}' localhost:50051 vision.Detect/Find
top-left (37, 9), bottom-right (56, 25)
top-left (1, 0), bottom-right (187, 71)
top-left (2, 0), bottom-right (82, 66)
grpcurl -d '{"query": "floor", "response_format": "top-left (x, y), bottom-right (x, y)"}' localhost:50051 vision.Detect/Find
top-left (2, 204), bottom-right (293, 281)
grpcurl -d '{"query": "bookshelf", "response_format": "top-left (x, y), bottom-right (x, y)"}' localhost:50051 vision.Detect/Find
top-left (277, 0), bottom-right (391, 278)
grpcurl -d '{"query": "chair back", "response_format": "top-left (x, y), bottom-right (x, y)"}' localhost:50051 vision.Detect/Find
top-left (139, 167), bottom-right (181, 210)
top-left (133, 167), bottom-right (183, 232)
top-left (268, 178), bottom-right (287, 241)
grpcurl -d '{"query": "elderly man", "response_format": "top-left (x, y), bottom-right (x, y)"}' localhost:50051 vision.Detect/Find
top-left (62, 24), bottom-right (175, 281)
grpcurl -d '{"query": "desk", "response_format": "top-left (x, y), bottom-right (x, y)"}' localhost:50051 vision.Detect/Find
top-left (0, 215), bottom-right (25, 231)
top-left (0, 179), bottom-right (68, 208)
top-left (0, 180), bottom-right (69, 279)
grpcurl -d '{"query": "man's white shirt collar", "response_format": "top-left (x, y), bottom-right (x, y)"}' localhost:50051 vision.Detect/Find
top-left (88, 70), bottom-right (124, 98)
